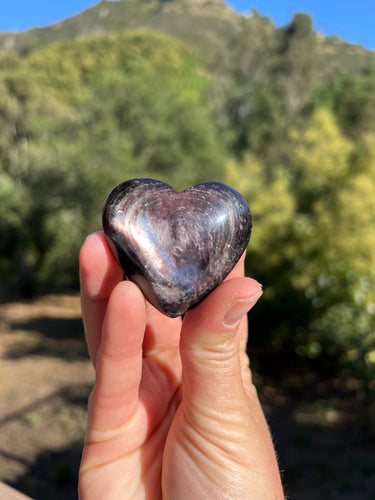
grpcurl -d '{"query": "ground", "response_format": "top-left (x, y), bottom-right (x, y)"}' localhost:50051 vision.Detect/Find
top-left (0, 294), bottom-right (374, 499)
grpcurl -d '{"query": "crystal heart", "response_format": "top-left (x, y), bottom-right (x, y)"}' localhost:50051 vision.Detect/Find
top-left (102, 178), bottom-right (252, 317)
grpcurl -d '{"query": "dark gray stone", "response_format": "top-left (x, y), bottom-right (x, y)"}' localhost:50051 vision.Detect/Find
top-left (102, 178), bottom-right (252, 317)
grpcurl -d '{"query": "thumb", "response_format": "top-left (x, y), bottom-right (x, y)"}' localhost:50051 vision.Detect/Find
top-left (180, 277), bottom-right (262, 418)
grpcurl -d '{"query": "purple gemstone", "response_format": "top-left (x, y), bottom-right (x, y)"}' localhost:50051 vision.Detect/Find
top-left (102, 178), bottom-right (252, 317)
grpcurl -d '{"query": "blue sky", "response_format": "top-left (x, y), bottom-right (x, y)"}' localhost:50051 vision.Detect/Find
top-left (0, 0), bottom-right (374, 50)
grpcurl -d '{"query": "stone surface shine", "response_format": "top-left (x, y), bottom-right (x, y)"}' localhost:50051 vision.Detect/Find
top-left (102, 178), bottom-right (252, 317)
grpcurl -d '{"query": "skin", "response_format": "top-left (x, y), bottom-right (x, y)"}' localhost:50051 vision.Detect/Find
top-left (78, 231), bottom-right (284, 499)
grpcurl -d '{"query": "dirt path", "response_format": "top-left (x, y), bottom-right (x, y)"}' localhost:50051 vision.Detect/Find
top-left (0, 295), bottom-right (93, 499)
top-left (0, 294), bottom-right (374, 499)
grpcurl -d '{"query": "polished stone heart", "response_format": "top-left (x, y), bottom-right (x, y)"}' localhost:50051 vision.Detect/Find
top-left (102, 178), bottom-right (252, 317)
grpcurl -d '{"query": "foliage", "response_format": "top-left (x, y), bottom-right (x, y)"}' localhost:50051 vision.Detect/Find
top-left (1, 3), bottom-right (375, 380)
top-left (226, 108), bottom-right (375, 378)
top-left (276, 13), bottom-right (317, 116)
top-left (314, 65), bottom-right (375, 139)
top-left (0, 30), bottom-right (224, 292)
top-left (287, 110), bottom-right (374, 373)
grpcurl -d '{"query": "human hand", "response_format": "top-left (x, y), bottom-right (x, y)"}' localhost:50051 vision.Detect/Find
top-left (78, 231), bottom-right (284, 499)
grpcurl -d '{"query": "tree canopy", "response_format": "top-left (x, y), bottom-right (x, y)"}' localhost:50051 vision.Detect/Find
top-left (1, 15), bottom-right (374, 379)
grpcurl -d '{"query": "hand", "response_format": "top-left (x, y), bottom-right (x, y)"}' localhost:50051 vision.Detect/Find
top-left (78, 231), bottom-right (284, 499)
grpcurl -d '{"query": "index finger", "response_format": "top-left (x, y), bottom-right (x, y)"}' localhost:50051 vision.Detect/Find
top-left (79, 231), bottom-right (123, 366)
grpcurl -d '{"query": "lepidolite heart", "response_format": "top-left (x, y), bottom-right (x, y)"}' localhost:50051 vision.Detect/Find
top-left (102, 178), bottom-right (252, 317)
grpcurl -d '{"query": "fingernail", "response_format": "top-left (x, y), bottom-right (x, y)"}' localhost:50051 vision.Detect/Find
top-left (222, 288), bottom-right (263, 328)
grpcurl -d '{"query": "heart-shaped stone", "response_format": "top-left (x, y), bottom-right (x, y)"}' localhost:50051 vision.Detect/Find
top-left (102, 178), bottom-right (252, 317)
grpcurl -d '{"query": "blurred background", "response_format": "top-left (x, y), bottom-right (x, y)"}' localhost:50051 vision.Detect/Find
top-left (0, 0), bottom-right (374, 498)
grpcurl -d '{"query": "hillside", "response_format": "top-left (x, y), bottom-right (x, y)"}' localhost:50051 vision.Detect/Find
top-left (1, 0), bottom-right (375, 378)
top-left (0, 0), bottom-right (374, 80)
top-left (0, 0), bottom-right (239, 67)
top-left (1, 7), bottom-right (374, 499)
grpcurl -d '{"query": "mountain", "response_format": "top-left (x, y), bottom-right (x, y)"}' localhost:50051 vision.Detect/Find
top-left (0, 0), bottom-right (374, 81)
top-left (0, 0), bottom-right (239, 67)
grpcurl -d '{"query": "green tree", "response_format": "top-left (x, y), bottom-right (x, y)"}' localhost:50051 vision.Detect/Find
top-left (276, 13), bottom-right (317, 117)
top-left (225, 154), bottom-right (299, 352)
top-left (289, 107), bottom-right (353, 210)
top-left (315, 65), bottom-right (375, 140)
top-left (0, 30), bottom-right (225, 292)
top-left (287, 109), bottom-right (374, 373)
top-left (226, 107), bottom-right (375, 379)
top-left (221, 13), bottom-right (282, 157)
